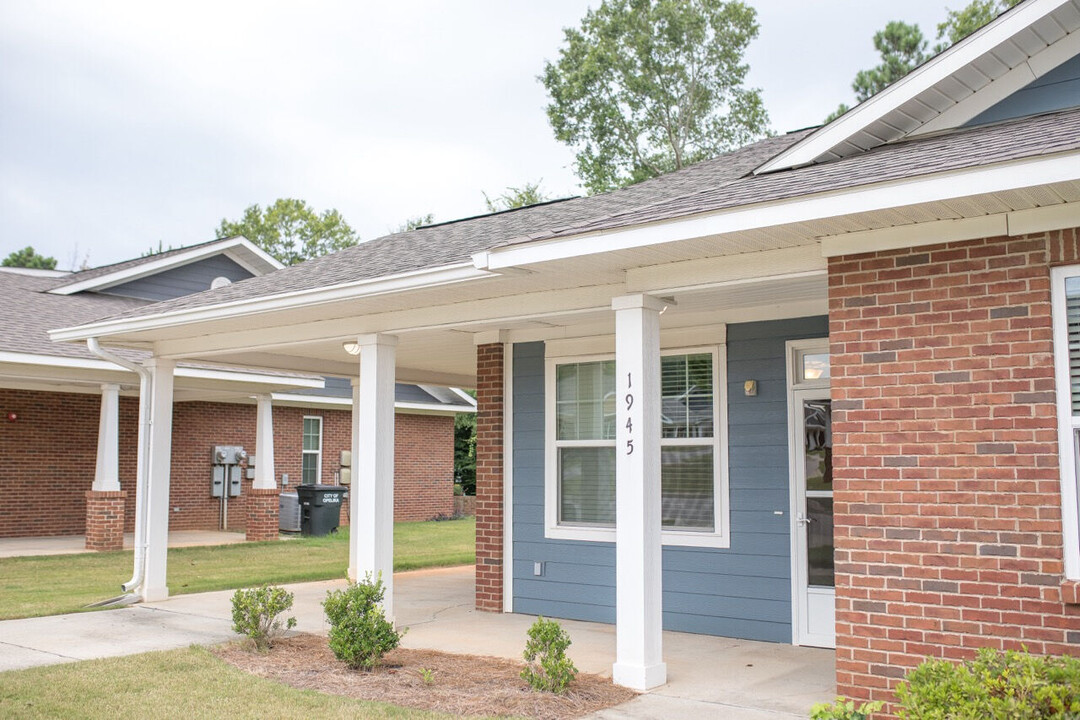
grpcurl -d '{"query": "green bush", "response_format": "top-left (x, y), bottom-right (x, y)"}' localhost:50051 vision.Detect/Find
top-left (230, 584), bottom-right (297, 651)
top-left (896, 648), bottom-right (1080, 719)
top-left (322, 573), bottom-right (403, 670)
top-left (521, 616), bottom-right (578, 694)
top-left (811, 697), bottom-right (884, 720)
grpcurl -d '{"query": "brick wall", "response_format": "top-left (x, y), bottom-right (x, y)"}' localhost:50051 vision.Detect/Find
top-left (828, 229), bottom-right (1080, 711)
top-left (475, 343), bottom-right (504, 612)
top-left (0, 390), bottom-right (456, 537)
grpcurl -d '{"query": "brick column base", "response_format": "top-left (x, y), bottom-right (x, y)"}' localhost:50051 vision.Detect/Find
top-left (475, 343), bottom-right (504, 612)
top-left (246, 488), bottom-right (280, 542)
top-left (85, 490), bottom-right (127, 551)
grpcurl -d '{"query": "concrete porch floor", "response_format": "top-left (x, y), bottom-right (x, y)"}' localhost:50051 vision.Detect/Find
top-left (0, 565), bottom-right (834, 718)
top-left (0, 530), bottom-right (251, 558)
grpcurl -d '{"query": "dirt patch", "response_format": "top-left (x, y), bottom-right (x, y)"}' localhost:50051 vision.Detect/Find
top-left (214, 633), bottom-right (637, 719)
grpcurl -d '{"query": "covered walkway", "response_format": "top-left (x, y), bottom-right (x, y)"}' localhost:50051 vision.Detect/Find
top-left (0, 565), bottom-right (833, 719)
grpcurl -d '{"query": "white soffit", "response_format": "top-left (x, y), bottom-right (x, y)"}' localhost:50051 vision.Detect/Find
top-left (756, 0), bottom-right (1080, 174)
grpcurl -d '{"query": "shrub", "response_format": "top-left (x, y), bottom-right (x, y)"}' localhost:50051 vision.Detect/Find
top-left (811, 697), bottom-right (884, 720)
top-left (322, 573), bottom-right (403, 670)
top-left (896, 648), bottom-right (1080, 720)
top-left (521, 616), bottom-right (578, 694)
top-left (230, 584), bottom-right (296, 651)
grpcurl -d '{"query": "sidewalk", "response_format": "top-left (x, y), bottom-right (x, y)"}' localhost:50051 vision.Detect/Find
top-left (0, 530), bottom-right (250, 558)
top-left (0, 565), bottom-right (834, 719)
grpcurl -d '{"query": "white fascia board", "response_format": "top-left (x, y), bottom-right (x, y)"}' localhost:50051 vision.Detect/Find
top-left (0, 350), bottom-right (323, 390)
top-left (175, 367), bottom-right (323, 389)
top-left (270, 392), bottom-right (474, 415)
top-left (820, 202), bottom-right (1080, 257)
top-left (755, 0), bottom-right (1072, 174)
top-left (482, 150), bottom-right (1080, 271)
top-left (49, 263), bottom-right (495, 342)
top-left (0, 351), bottom-right (123, 372)
top-left (49, 237), bottom-right (278, 296)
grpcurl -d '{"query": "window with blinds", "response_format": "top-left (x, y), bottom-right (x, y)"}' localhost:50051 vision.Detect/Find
top-left (302, 416), bottom-right (322, 485)
top-left (552, 351), bottom-right (720, 533)
top-left (1067, 277), bottom-right (1080, 414)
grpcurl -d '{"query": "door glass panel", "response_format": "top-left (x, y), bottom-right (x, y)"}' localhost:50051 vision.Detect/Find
top-left (804, 400), bottom-right (832, 492)
top-left (806, 496), bottom-right (834, 587)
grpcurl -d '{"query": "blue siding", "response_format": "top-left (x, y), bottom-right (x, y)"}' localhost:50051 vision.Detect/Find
top-left (966, 54), bottom-right (1080, 127)
top-left (511, 316), bottom-right (829, 643)
top-left (102, 255), bottom-right (253, 301)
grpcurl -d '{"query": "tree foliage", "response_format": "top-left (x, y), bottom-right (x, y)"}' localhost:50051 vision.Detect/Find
top-left (542, 0), bottom-right (769, 194)
top-left (217, 198), bottom-right (358, 266)
top-left (827, 1), bottom-right (1022, 123)
top-left (483, 181), bottom-right (550, 213)
top-left (3, 246), bottom-right (58, 270)
top-left (935, 0), bottom-right (1022, 51)
top-left (394, 214), bottom-right (435, 233)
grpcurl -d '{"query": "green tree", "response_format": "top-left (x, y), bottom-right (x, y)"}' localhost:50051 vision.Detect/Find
top-left (541, 0), bottom-right (769, 194)
top-left (217, 199), bottom-right (358, 266)
top-left (2, 246), bottom-right (58, 270)
top-left (935, 0), bottom-right (1022, 51)
top-left (482, 181), bottom-right (550, 212)
top-left (394, 213), bottom-right (435, 233)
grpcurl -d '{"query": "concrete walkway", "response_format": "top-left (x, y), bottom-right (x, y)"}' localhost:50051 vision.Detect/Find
top-left (0, 530), bottom-right (250, 558)
top-left (0, 566), bottom-right (834, 719)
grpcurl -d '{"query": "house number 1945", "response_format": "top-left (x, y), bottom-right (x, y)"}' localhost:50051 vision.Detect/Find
top-left (625, 372), bottom-right (634, 455)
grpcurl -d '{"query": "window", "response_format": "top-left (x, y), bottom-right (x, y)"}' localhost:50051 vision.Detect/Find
top-left (302, 416), bottom-right (322, 485)
top-left (1051, 267), bottom-right (1080, 579)
top-left (545, 347), bottom-right (729, 547)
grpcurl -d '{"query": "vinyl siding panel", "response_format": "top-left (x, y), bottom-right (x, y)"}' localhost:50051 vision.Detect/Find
top-left (511, 316), bottom-right (829, 643)
top-left (101, 255), bottom-right (253, 301)
top-left (966, 54), bottom-right (1080, 127)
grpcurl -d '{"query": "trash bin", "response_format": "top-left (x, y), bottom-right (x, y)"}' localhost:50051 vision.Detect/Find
top-left (295, 484), bottom-right (347, 537)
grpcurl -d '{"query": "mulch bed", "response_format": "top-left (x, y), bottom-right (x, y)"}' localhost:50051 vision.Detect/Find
top-left (214, 633), bottom-right (637, 719)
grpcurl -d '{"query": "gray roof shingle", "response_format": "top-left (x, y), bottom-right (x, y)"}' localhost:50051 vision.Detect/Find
top-left (60, 107), bottom-right (1080, 328)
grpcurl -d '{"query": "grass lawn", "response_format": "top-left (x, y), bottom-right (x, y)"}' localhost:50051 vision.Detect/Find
top-left (0, 646), bottom-right (489, 720)
top-left (0, 517), bottom-right (474, 621)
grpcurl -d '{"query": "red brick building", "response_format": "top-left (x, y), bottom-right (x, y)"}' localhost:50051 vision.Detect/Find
top-left (0, 238), bottom-right (472, 546)
top-left (45, 1), bottom-right (1080, 710)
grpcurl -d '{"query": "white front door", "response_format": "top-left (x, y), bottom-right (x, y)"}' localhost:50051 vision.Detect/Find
top-left (787, 340), bottom-right (834, 649)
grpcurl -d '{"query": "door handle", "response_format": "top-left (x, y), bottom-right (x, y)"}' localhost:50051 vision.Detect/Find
top-left (796, 514), bottom-right (813, 526)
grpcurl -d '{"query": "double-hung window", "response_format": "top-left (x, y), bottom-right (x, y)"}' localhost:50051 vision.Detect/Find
top-left (1051, 266), bottom-right (1080, 579)
top-left (301, 416), bottom-right (323, 485)
top-left (545, 346), bottom-right (729, 547)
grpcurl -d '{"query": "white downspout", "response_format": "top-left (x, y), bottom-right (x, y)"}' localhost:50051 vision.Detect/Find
top-left (87, 338), bottom-right (152, 594)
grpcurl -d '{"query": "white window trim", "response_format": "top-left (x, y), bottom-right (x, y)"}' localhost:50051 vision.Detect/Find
top-left (1050, 265), bottom-right (1080, 580)
top-left (544, 345), bottom-right (730, 548)
top-left (302, 415), bottom-right (323, 485)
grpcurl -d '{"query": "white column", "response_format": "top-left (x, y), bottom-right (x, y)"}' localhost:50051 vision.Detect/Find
top-left (142, 358), bottom-right (175, 602)
top-left (253, 394), bottom-right (276, 490)
top-left (348, 334), bottom-right (397, 619)
top-left (92, 383), bottom-right (121, 492)
top-left (611, 294), bottom-right (667, 690)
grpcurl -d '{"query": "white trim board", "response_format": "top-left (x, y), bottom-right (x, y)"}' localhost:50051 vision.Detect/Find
top-left (480, 151), bottom-right (1080, 271)
top-left (819, 202), bottom-right (1080, 257)
top-left (48, 237), bottom-right (282, 296)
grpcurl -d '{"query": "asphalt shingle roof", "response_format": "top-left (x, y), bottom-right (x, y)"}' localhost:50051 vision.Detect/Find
top-left (1, 271), bottom-right (149, 360)
top-left (57, 107), bottom-right (1080, 329)
top-left (87, 129), bottom-right (813, 322)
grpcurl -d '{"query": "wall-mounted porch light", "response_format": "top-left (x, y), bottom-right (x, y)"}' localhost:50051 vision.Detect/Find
top-left (342, 341), bottom-right (361, 356)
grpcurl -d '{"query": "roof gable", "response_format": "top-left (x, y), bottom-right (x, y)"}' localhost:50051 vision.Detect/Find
top-left (47, 236), bottom-right (283, 296)
top-left (756, 0), bottom-right (1080, 174)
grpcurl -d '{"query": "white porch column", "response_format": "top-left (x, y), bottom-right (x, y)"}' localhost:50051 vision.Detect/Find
top-left (348, 334), bottom-right (397, 619)
top-left (92, 383), bottom-right (121, 492)
top-left (253, 394), bottom-right (276, 490)
top-left (142, 358), bottom-right (175, 602)
top-left (611, 294), bottom-right (667, 690)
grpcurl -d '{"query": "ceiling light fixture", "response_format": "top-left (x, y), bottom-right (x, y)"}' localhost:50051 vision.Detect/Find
top-left (342, 341), bottom-right (361, 356)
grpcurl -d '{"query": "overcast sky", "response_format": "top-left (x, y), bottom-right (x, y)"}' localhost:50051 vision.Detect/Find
top-left (1, 1), bottom-right (956, 269)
